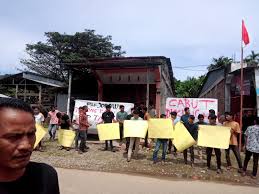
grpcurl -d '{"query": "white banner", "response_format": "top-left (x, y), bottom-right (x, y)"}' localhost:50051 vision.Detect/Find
top-left (73, 100), bottom-right (134, 133)
top-left (166, 98), bottom-right (218, 121)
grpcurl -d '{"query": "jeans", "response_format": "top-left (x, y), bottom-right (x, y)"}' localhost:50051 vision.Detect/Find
top-left (78, 130), bottom-right (87, 151)
top-left (144, 132), bottom-right (149, 147)
top-left (105, 140), bottom-right (113, 149)
top-left (75, 129), bottom-right (80, 149)
top-left (168, 139), bottom-right (177, 153)
top-left (225, 145), bottom-right (242, 168)
top-left (128, 137), bottom-right (140, 160)
top-left (183, 146), bottom-right (194, 164)
top-left (153, 139), bottom-right (168, 161)
top-left (119, 124), bottom-right (124, 141)
top-left (206, 147), bottom-right (221, 169)
top-left (243, 150), bottom-right (259, 176)
top-left (48, 124), bottom-right (58, 139)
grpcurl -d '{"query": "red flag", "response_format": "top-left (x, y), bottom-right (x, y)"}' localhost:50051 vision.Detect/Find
top-left (242, 20), bottom-right (250, 45)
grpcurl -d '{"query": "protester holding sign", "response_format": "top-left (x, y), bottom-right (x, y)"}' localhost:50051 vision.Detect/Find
top-left (168, 111), bottom-right (179, 155)
top-left (116, 105), bottom-right (128, 143)
top-left (79, 106), bottom-right (90, 154)
top-left (101, 105), bottom-right (116, 152)
top-left (196, 114), bottom-right (207, 160)
top-left (206, 114), bottom-right (222, 174)
top-left (127, 110), bottom-right (143, 162)
top-left (143, 107), bottom-right (151, 149)
top-left (57, 112), bottom-right (72, 151)
top-left (73, 106), bottom-right (83, 151)
top-left (152, 114), bottom-right (168, 164)
top-left (183, 115), bottom-right (198, 167)
top-left (125, 108), bottom-right (135, 153)
top-left (224, 112), bottom-right (243, 173)
top-left (34, 107), bottom-right (45, 151)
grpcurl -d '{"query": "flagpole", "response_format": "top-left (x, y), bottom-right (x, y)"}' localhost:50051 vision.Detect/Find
top-left (239, 34), bottom-right (244, 152)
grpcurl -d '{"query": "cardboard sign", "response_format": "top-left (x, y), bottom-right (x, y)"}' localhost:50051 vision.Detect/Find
top-left (58, 129), bottom-right (76, 147)
top-left (173, 122), bottom-right (196, 152)
top-left (97, 123), bottom-right (120, 141)
top-left (124, 120), bottom-right (148, 138)
top-left (148, 119), bottom-right (174, 139)
top-left (197, 125), bottom-right (231, 149)
top-left (34, 124), bottom-right (48, 148)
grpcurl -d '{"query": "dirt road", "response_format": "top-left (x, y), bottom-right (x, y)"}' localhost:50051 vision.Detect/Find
top-left (57, 168), bottom-right (259, 194)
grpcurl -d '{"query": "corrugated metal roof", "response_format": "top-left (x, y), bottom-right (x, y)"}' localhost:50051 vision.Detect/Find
top-left (199, 68), bottom-right (225, 96)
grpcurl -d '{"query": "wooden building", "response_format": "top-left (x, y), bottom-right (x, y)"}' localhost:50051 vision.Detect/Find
top-left (0, 71), bottom-right (66, 109)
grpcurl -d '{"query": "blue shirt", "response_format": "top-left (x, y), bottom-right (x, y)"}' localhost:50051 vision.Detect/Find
top-left (181, 114), bottom-right (189, 124)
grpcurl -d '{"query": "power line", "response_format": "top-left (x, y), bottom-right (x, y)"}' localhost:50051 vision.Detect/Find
top-left (173, 65), bottom-right (208, 68)
top-left (174, 67), bottom-right (207, 72)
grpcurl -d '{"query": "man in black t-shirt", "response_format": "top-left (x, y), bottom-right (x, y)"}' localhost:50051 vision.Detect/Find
top-left (101, 105), bottom-right (116, 152)
top-left (56, 112), bottom-right (72, 151)
top-left (183, 115), bottom-right (198, 167)
top-left (0, 98), bottom-right (60, 194)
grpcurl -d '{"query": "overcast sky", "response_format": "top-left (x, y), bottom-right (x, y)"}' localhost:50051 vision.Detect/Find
top-left (0, 0), bottom-right (258, 80)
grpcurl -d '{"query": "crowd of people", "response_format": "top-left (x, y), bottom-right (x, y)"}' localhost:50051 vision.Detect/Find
top-left (0, 97), bottom-right (259, 194)
top-left (32, 103), bottom-right (259, 179)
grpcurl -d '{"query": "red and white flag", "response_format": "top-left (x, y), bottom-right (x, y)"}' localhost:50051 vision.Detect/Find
top-left (242, 20), bottom-right (250, 45)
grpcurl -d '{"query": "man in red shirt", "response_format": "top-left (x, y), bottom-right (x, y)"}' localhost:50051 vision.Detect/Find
top-left (78, 106), bottom-right (90, 154)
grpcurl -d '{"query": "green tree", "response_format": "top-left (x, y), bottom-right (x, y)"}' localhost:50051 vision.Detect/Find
top-left (21, 30), bottom-right (125, 81)
top-left (244, 50), bottom-right (259, 65)
top-left (174, 75), bottom-right (205, 98)
top-left (207, 56), bottom-right (232, 71)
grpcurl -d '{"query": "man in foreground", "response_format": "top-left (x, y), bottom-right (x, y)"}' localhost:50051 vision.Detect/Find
top-left (0, 98), bottom-right (59, 194)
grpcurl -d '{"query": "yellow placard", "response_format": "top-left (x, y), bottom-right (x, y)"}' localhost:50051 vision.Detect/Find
top-left (124, 120), bottom-right (148, 138)
top-left (97, 123), bottom-right (120, 141)
top-left (197, 125), bottom-right (231, 149)
top-left (58, 129), bottom-right (76, 147)
top-left (173, 122), bottom-right (196, 152)
top-left (148, 119), bottom-right (174, 139)
top-left (34, 124), bottom-right (48, 148)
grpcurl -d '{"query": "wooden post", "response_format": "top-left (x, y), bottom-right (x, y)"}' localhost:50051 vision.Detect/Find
top-left (97, 80), bottom-right (103, 101)
top-left (15, 84), bottom-right (18, 98)
top-left (146, 68), bottom-right (150, 108)
top-left (239, 42), bottom-right (244, 152)
top-left (67, 70), bottom-right (72, 117)
top-left (24, 80), bottom-right (26, 102)
top-left (39, 85), bottom-right (42, 105)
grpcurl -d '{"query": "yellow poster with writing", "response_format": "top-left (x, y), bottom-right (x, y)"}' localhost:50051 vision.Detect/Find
top-left (124, 120), bottom-right (148, 138)
top-left (34, 124), bottom-right (48, 148)
top-left (97, 123), bottom-right (120, 141)
top-left (148, 119), bottom-right (174, 139)
top-left (173, 122), bottom-right (196, 152)
top-left (58, 129), bottom-right (76, 147)
top-left (197, 125), bottom-right (231, 149)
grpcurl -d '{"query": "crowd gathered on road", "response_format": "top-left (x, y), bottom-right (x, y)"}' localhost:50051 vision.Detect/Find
top-left (32, 102), bottom-right (259, 180)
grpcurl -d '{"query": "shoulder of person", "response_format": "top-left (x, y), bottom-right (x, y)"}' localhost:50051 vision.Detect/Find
top-left (28, 162), bottom-right (58, 178)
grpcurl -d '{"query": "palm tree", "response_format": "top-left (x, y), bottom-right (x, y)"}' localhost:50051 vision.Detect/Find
top-left (207, 56), bottom-right (233, 71)
top-left (244, 50), bottom-right (259, 65)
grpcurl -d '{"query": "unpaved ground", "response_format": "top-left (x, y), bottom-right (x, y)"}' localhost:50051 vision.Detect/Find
top-left (57, 168), bottom-right (259, 194)
top-left (31, 139), bottom-right (259, 187)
